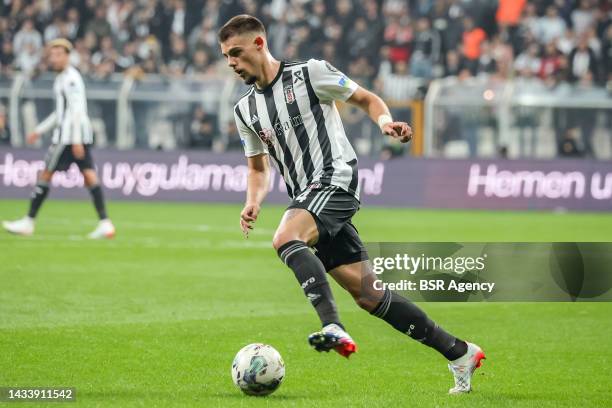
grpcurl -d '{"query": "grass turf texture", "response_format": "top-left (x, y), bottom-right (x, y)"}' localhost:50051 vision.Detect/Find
top-left (1, 199), bottom-right (611, 407)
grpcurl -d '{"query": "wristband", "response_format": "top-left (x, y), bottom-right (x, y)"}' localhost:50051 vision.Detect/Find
top-left (377, 114), bottom-right (393, 130)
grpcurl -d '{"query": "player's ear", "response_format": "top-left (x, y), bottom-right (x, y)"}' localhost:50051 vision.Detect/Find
top-left (254, 36), bottom-right (264, 50)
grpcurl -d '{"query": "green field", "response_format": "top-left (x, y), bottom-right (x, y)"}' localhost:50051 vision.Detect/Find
top-left (1, 199), bottom-right (611, 407)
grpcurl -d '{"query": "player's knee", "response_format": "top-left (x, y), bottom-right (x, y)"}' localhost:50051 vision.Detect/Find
top-left (355, 295), bottom-right (378, 312)
top-left (354, 285), bottom-right (383, 312)
top-left (272, 233), bottom-right (295, 252)
top-left (39, 170), bottom-right (53, 183)
top-left (82, 170), bottom-right (98, 187)
top-left (272, 226), bottom-right (308, 252)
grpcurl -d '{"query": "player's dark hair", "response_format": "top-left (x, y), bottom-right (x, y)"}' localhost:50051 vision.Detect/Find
top-left (217, 14), bottom-right (266, 42)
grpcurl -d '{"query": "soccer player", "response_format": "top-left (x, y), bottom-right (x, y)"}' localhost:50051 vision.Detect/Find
top-left (2, 39), bottom-right (115, 239)
top-left (219, 16), bottom-right (485, 394)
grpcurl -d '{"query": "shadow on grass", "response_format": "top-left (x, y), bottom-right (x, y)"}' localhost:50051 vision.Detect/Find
top-left (81, 389), bottom-right (310, 402)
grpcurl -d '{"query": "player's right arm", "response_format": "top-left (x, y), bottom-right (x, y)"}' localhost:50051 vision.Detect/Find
top-left (241, 153), bottom-right (270, 236)
top-left (27, 112), bottom-right (58, 144)
top-left (234, 105), bottom-right (269, 237)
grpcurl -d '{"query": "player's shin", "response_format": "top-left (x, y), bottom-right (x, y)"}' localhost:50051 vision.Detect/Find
top-left (277, 240), bottom-right (341, 328)
top-left (88, 184), bottom-right (108, 220)
top-left (28, 181), bottom-right (50, 218)
top-left (370, 289), bottom-right (468, 360)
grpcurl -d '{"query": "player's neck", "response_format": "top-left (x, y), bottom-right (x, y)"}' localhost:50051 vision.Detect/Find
top-left (56, 64), bottom-right (69, 74)
top-left (255, 57), bottom-right (281, 91)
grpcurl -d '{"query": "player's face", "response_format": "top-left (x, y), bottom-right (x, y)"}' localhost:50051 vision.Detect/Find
top-left (220, 34), bottom-right (262, 85)
top-left (48, 47), bottom-right (69, 72)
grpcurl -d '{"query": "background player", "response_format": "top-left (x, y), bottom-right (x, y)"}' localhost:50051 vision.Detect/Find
top-left (2, 39), bottom-right (115, 239)
top-left (219, 15), bottom-right (485, 394)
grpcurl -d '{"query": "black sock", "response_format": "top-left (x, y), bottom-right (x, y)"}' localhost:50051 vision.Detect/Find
top-left (277, 240), bottom-right (341, 328)
top-left (27, 182), bottom-right (50, 218)
top-left (370, 289), bottom-right (468, 360)
top-left (88, 184), bottom-right (108, 220)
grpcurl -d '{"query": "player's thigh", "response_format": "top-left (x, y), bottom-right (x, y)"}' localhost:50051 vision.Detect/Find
top-left (272, 208), bottom-right (319, 249)
top-left (329, 260), bottom-right (383, 311)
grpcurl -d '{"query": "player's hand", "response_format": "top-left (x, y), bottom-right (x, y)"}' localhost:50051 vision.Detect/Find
top-left (72, 144), bottom-right (85, 159)
top-left (382, 122), bottom-right (412, 143)
top-left (26, 131), bottom-right (40, 145)
top-left (240, 203), bottom-right (261, 238)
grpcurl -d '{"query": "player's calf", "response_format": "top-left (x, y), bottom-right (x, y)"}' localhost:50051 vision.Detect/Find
top-left (369, 288), bottom-right (470, 361)
top-left (277, 240), bottom-right (341, 327)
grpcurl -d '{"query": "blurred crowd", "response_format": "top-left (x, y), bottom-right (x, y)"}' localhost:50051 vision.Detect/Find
top-left (0, 0), bottom-right (610, 90)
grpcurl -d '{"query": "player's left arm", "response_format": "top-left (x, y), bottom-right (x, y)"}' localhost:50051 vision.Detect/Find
top-left (346, 87), bottom-right (412, 143)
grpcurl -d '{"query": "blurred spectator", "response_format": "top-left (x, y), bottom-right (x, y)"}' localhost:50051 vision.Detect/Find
top-left (384, 13), bottom-right (412, 64)
top-left (496, 0), bottom-right (527, 51)
top-left (0, 104), bottom-right (9, 145)
top-left (537, 6), bottom-right (567, 45)
top-left (477, 41), bottom-right (497, 76)
top-left (410, 17), bottom-right (440, 79)
top-left (559, 128), bottom-right (584, 157)
top-left (445, 49), bottom-right (467, 77)
top-left (66, 7), bottom-right (82, 41)
top-left (164, 35), bottom-right (188, 77)
top-left (93, 58), bottom-right (116, 80)
top-left (0, 40), bottom-right (15, 77)
top-left (571, 0), bottom-right (596, 36)
top-left (603, 25), bottom-right (612, 84)
top-left (186, 49), bottom-right (213, 79)
top-left (348, 56), bottom-right (376, 89)
top-left (86, 7), bottom-right (112, 39)
top-left (189, 105), bottom-right (217, 148)
top-left (116, 42), bottom-right (138, 72)
top-left (378, 60), bottom-right (420, 101)
top-left (170, 0), bottom-right (187, 38)
top-left (92, 36), bottom-right (118, 67)
top-left (539, 42), bottom-right (563, 80)
top-left (0, 0), bottom-right (605, 96)
top-left (13, 19), bottom-right (43, 73)
top-left (515, 43), bottom-right (542, 77)
top-left (461, 17), bottom-right (487, 75)
top-left (568, 35), bottom-right (598, 83)
top-left (44, 15), bottom-right (64, 43)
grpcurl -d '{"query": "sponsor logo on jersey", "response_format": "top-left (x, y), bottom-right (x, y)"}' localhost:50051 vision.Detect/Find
top-left (258, 128), bottom-right (275, 146)
top-left (257, 114), bottom-right (304, 146)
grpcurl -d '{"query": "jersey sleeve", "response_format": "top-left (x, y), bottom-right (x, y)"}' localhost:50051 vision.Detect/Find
top-left (234, 105), bottom-right (268, 157)
top-left (34, 112), bottom-right (58, 135)
top-left (306, 59), bottom-right (358, 102)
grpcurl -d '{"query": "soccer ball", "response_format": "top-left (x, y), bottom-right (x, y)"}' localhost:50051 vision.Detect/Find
top-left (231, 343), bottom-right (285, 396)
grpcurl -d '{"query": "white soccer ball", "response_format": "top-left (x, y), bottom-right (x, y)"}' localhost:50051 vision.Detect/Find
top-left (231, 343), bottom-right (285, 396)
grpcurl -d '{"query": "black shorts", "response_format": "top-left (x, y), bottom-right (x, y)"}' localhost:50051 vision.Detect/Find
top-left (287, 184), bottom-right (369, 272)
top-left (44, 144), bottom-right (94, 172)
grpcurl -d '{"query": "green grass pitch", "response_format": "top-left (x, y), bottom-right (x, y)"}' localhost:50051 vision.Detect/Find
top-left (1, 199), bottom-right (611, 407)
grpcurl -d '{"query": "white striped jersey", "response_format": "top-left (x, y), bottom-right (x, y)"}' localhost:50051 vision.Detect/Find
top-left (35, 65), bottom-right (93, 145)
top-left (233, 59), bottom-right (360, 200)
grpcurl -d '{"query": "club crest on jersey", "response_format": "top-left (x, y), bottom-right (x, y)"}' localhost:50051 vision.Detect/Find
top-left (284, 84), bottom-right (296, 104)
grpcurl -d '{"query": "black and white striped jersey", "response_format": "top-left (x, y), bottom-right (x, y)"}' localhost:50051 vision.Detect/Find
top-left (35, 65), bottom-right (93, 145)
top-left (233, 59), bottom-right (360, 200)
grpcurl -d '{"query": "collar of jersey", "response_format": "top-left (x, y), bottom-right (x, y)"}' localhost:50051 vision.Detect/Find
top-left (253, 61), bottom-right (285, 94)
